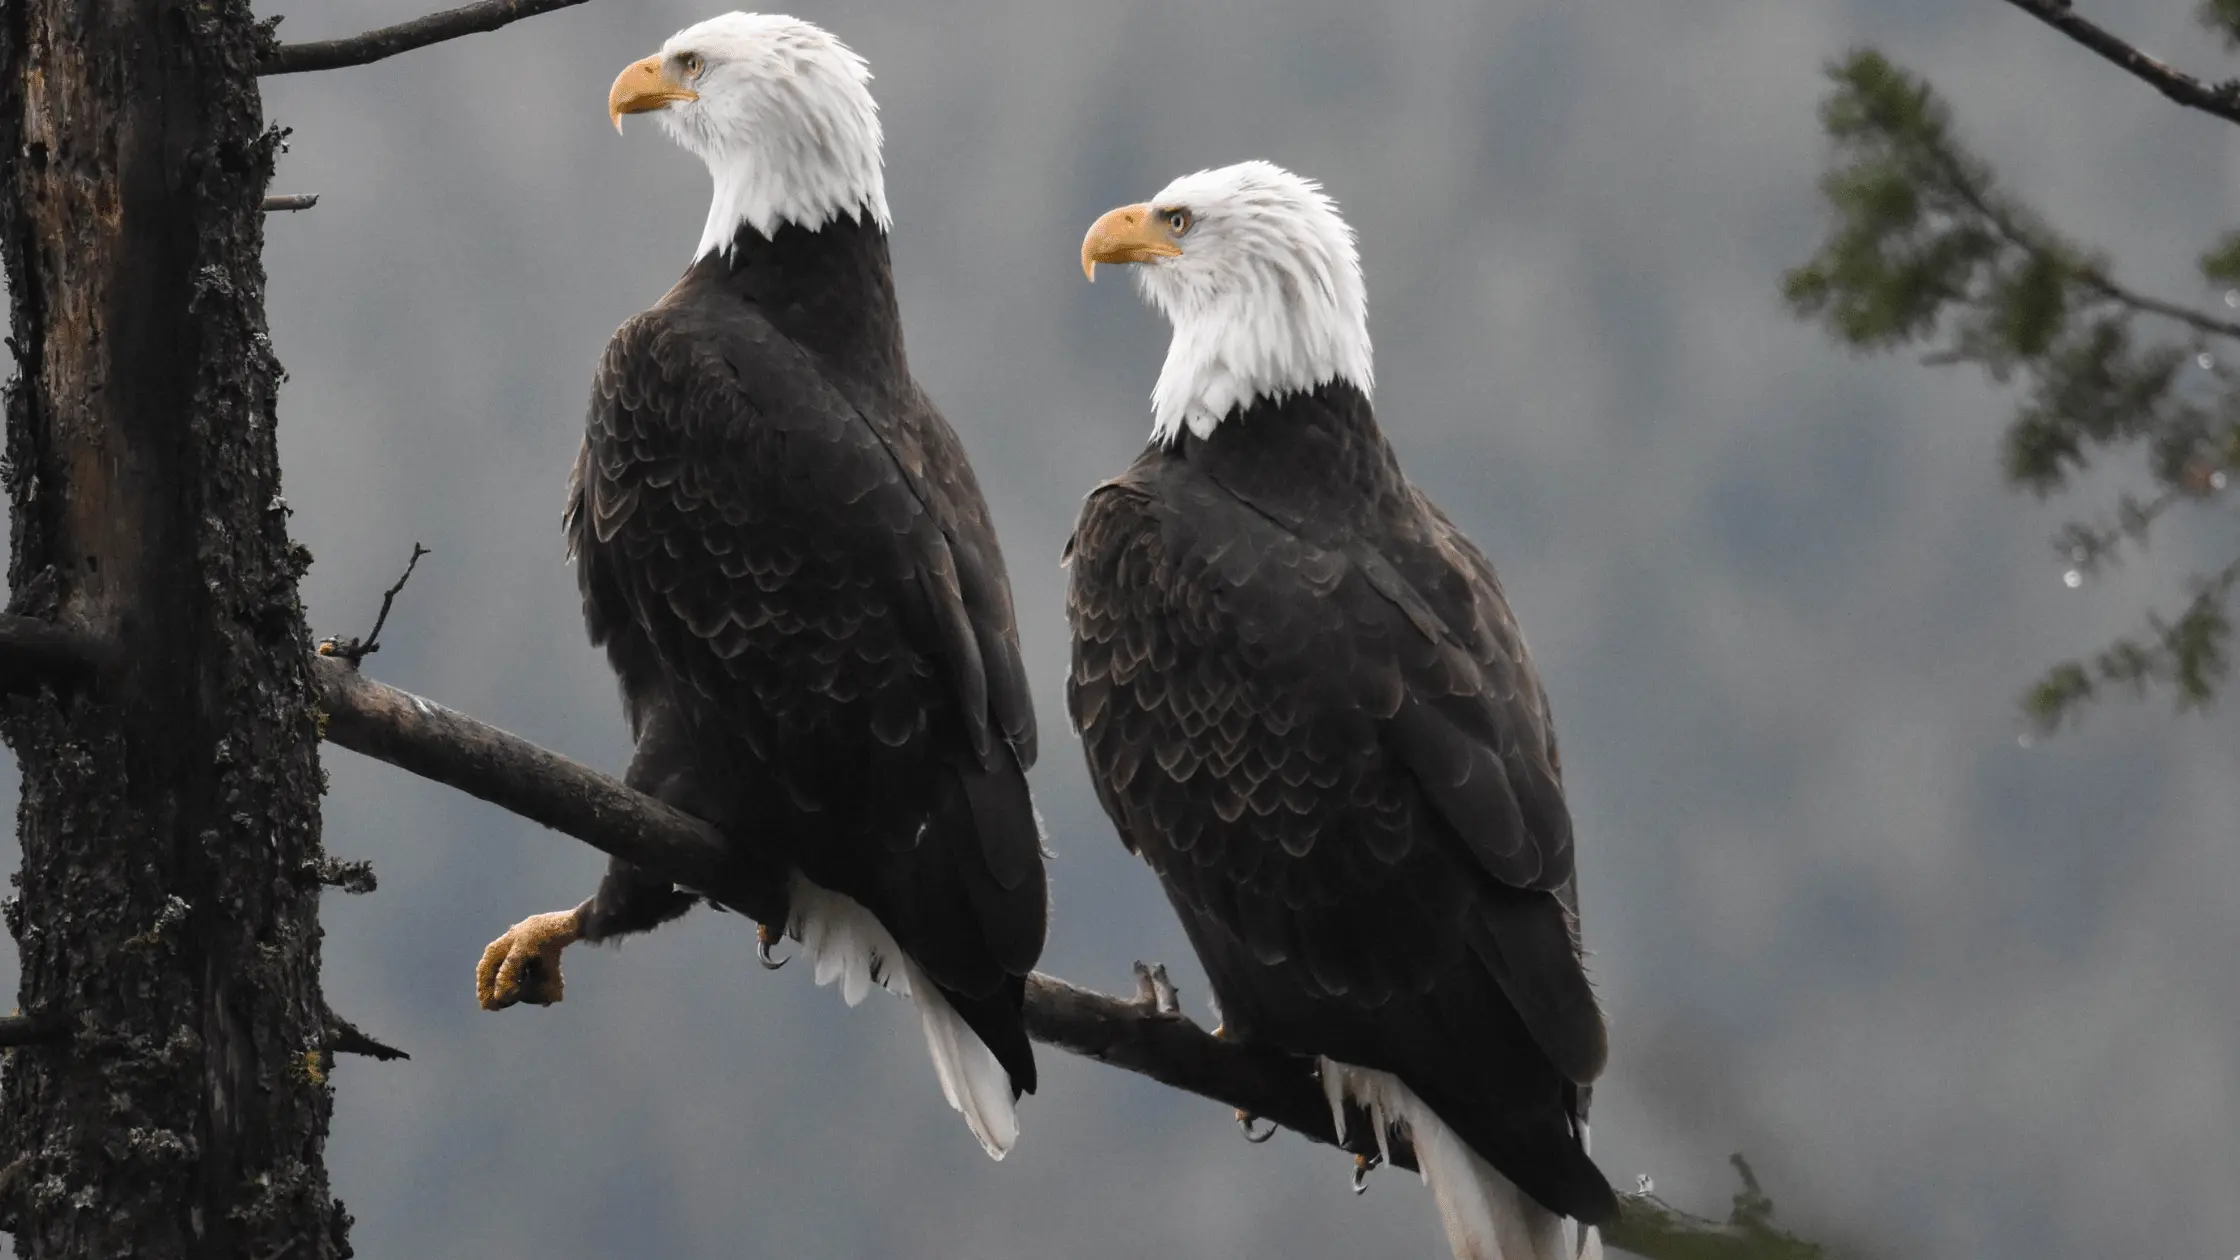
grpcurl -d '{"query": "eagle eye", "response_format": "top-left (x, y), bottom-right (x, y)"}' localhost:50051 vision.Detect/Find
top-left (1165, 208), bottom-right (1192, 236)
top-left (679, 51), bottom-right (706, 78)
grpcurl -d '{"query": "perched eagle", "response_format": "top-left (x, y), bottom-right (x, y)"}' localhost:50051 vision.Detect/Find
top-left (473, 12), bottom-right (1047, 1159)
top-left (1068, 162), bottom-right (1617, 1257)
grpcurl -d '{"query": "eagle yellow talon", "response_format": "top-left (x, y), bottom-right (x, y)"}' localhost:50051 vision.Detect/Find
top-left (475, 909), bottom-right (585, 1010)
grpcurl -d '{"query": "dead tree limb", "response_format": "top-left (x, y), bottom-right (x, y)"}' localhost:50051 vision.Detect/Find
top-left (0, 619), bottom-right (1826, 1255)
top-left (304, 654), bottom-right (1828, 1258)
top-left (1997, 0), bottom-right (2240, 127)
top-left (262, 0), bottom-right (594, 76)
top-left (317, 542), bottom-right (427, 664)
top-left (0, 1015), bottom-right (67, 1049)
top-left (323, 1014), bottom-right (409, 1063)
top-left (263, 194), bottom-right (320, 212)
top-left (0, 614), bottom-right (112, 695)
top-left (312, 655), bottom-right (733, 882)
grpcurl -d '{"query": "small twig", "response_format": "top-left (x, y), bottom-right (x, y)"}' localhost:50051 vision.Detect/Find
top-left (0, 615), bottom-right (114, 696)
top-left (310, 855), bottom-right (377, 895)
top-left (1997, 0), bottom-right (2240, 129)
top-left (0, 1014), bottom-right (68, 1049)
top-left (1914, 134), bottom-right (2240, 344)
top-left (261, 0), bottom-right (594, 76)
top-left (317, 543), bottom-right (427, 667)
top-left (325, 1014), bottom-right (409, 1062)
top-left (262, 194), bottom-right (320, 213)
top-left (2074, 269), bottom-right (2240, 342)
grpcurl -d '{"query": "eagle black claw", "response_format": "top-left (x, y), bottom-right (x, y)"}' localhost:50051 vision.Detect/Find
top-left (1351, 1151), bottom-right (1382, 1195)
top-left (1235, 1110), bottom-right (1277, 1143)
top-left (756, 922), bottom-right (789, 970)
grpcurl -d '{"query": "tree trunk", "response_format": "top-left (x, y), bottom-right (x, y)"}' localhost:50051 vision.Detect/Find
top-left (0, 1), bottom-right (345, 1256)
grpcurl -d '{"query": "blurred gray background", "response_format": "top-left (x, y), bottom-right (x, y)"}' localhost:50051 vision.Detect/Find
top-left (10, 1), bottom-right (2240, 1256)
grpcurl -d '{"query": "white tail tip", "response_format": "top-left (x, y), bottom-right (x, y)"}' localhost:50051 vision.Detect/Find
top-left (1321, 1058), bottom-right (1592, 1260)
top-left (787, 873), bottom-right (1020, 1159)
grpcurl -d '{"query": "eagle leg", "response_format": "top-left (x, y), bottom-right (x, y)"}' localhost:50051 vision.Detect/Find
top-left (756, 920), bottom-right (790, 970)
top-left (476, 907), bottom-right (587, 1010)
top-left (1210, 1021), bottom-right (1280, 1142)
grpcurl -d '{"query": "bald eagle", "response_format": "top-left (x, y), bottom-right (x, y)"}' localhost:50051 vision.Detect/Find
top-left (1069, 162), bottom-right (1617, 1256)
top-left (473, 13), bottom-right (1047, 1159)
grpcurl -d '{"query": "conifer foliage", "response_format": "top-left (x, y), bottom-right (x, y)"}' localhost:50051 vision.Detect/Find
top-left (1786, 37), bottom-right (2240, 731)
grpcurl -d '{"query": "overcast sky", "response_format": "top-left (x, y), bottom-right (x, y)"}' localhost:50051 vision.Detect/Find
top-left (8, 1), bottom-right (2239, 1256)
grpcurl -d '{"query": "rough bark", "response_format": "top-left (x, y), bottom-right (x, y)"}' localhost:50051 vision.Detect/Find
top-left (0, 2), bottom-right (346, 1257)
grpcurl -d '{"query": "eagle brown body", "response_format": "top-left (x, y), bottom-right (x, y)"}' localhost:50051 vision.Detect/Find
top-left (564, 215), bottom-right (1047, 1099)
top-left (1066, 380), bottom-right (1614, 1223)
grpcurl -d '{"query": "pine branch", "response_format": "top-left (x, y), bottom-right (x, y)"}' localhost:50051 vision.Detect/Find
top-left (1997, 0), bottom-right (2240, 127)
top-left (261, 0), bottom-right (593, 76)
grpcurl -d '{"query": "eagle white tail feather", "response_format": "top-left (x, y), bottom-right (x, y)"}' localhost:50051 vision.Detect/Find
top-left (1320, 1059), bottom-right (1595, 1260)
top-left (787, 873), bottom-right (1019, 1160)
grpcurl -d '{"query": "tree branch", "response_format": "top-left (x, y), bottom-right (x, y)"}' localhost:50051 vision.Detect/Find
top-left (311, 655), bottom-right (734, 884)
top-left (0, 1014), bottom-right (68, 1048)
top-left (1997, 0), bottom-right (2240, 127)
top-left (317, 543), bottom-right (427, 665)
top-left (262, 195), bottom-right (320, 213)
top-left (261, 0), bottom-right (593, 76)
top-left (306, 655), bottom-right (1829, 1258)
top-left (0, 614), bottom-right (113, 695)
top-left (324, 1012), bottom-right (409, 1062)
top-left (0, 616), bottom-right (1823, 1254)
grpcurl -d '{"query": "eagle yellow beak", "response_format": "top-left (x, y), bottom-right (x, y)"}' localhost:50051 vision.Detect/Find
top-left (1081, 203), bottom-right (1183, 281)
top-left (608, 54), bottom-right (698, 133)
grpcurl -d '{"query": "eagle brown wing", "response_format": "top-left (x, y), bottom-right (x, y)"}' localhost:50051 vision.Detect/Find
top-left (568, 303), bottom-right (1045, 1054)
top-left (1065, 457), bottom-right (1606, 1145)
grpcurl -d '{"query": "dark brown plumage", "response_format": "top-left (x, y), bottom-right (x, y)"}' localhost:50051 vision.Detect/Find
top-left (1066, 380), bottom-right (1614, 1223)
top-left (566, 215), bottom-right (1047, 1099)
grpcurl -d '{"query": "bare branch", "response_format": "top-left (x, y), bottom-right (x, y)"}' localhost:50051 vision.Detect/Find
top-left (0, 614), bottom-right (113, 695)
top-left (1024, 970), bottom-right (1406, 1165)
top-left (0, 1014), bottom-right (68, 1048)
top-left (262, 0), bottom-right (593, 76)
top-left (1998, 0), bottom-right (2240, 128)
top-left (312, 655), bottom-right (735, 882)
top-left (310, 855), bottom-right (378, 895)
top-left (307, 654), bottom-right (1831, 1258)
top-left (1610, 1190), bottom-right (1828, 1260)
top-left (324, 1013), bottom-right (409, 1062)
top-left (318, 543), bottom-right (428, 665)
top-left (262, 195), bottom-right (320, 212)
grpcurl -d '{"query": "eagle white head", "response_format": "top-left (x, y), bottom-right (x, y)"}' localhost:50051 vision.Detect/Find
top-left (1081, 161), bottom-right (1374, 445)
top-left (607, 12), bottom-right (891, 259)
